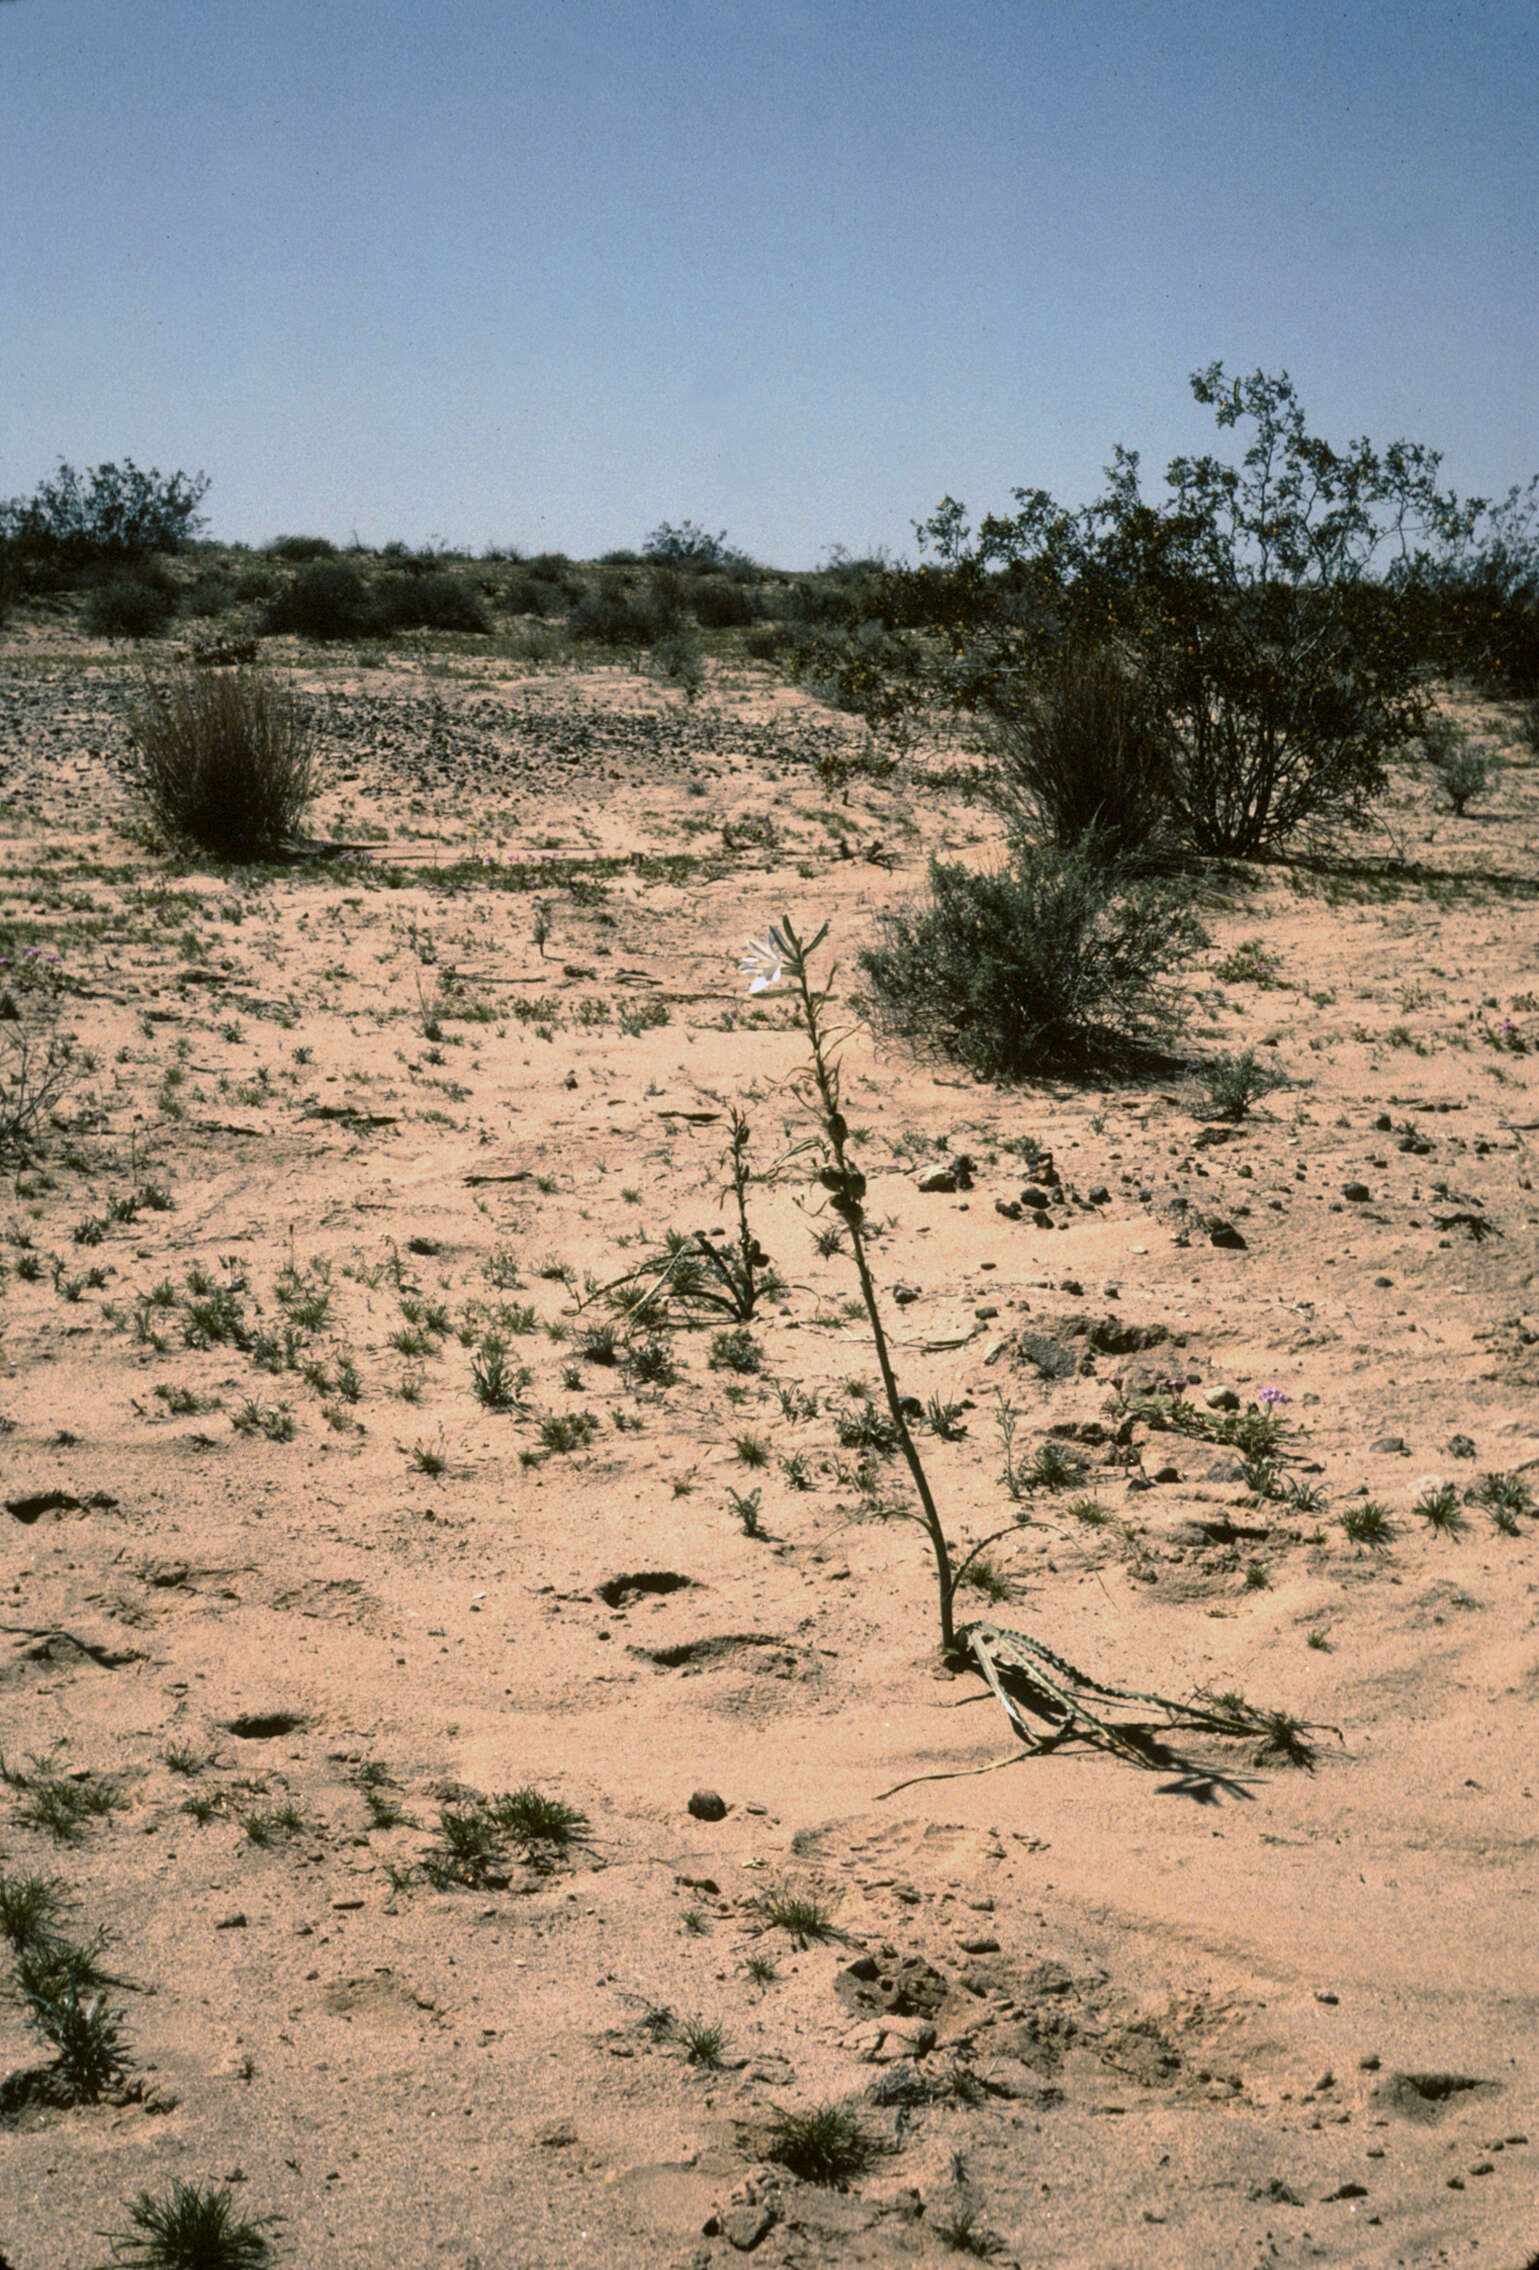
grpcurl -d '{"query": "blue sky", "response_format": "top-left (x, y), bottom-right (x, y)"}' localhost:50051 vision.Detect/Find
top-left (4, 0), bottom-right (1534, 565)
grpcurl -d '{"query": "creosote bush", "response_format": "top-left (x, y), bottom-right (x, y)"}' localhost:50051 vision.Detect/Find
top-left (991, 645), bottom-right (1175, 861)
top-left (260, 559), bottom-right (375, 639)
top-left (124, 669), bottom-right (319, 855)
top-left (84, 576), bottom-right (177, 641)
top-left (859, 837), bottom-right (1203, 1079)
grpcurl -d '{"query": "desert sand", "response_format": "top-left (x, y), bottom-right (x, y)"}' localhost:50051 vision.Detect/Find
top-left (1, 639), bottom-right (1536, 2269)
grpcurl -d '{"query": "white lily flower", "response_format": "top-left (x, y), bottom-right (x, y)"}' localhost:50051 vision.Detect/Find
top-left (740, 928), bottom-right (790, 993)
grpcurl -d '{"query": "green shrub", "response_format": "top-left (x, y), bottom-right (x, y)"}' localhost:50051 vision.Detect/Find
top-left (1200, 1047), bottom-right (1287, 1120)
top-left (991, 646), bottom-right (1174, 860)
top-left (692, 577), bottom-right (759, 629)
top-left (183, 568), bottom-right (237, 618)
top-left (266, 533), bottom-right (337, 560)
top-left (84, 577), bottom-right (176, 640)
top-left (568, 572), bottom-right (680, 647)
top-left (1434, 740), bottom-right (1498, 812)
top-left (261, 561), bottom-right (376, 640)
top-left (123, 668), bottom-right (319, 854)
top-left (372, 570), bottom-right (487, 634)
top-left (859, 838), bottom-right (1203, 1079)
top-left (642, 520), bottom-right (748, 569)
top-left (1, 459), bottom-right (209, 580)
top-left (861, 370), bottom-right (1478, 856)
top-left (231, 565), bottom-right (279, 605)
top-left (651, 630), bottom-right (704, 698)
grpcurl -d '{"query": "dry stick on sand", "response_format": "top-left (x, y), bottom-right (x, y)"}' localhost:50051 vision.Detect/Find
top-left (741, 914), bottom-right (1314, 1783)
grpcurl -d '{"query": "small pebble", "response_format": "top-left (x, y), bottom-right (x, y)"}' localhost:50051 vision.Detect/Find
top-left (687, 1790), bottom-right (727, 1822)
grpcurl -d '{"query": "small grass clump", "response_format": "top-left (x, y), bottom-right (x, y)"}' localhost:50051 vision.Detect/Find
top-left (708, 1327), bottom-right (763, 1374)
top-left (755, 1882), bottom-right (839, 1945)
top-left (1470, 1470), bottom-right (1532, 1532)
top-left (960, 1555), bottom-right (1012, 1603)
top-left (1340, 1500), bottom-right (1396, 1549)
top-left (12, 1925), bottom-right (112, 2002)
top-left (678, 2016), bottom-right (729, 2069)
top-left (989, 644), bottom-right (1175, 862)
top-left (624, 1335), bottom-right (680, 1388)
top-left (470, 1336), bottom-right (525, 1410)
top-left (423, 1784), bottom-right (586, 1888)
top-left (1414, 1482), bottom-right (1467, 1535)
top-left (23, 1977), bottom-right (131, 2102)
top-left (726, 1485), bottom-right (764, 1535)
top-left (98, 2179), bottom-right (276, 2268)
top-left (835, 1399), bottom-right (900, 1454)
top-left (932, 2201), bottom-right (1005, 2258)
top-left (3, 1756), bottom-right (124, 1843)
top-left (765, 2102), bottom-right (876, 2186)
top-left (0, 1867), bottom-right (68, 1949)
top-left (488, 1785), bottom-right (588, 1849)
top-left (423, 1804), bottom-right (503, 1889)
top-left (536, 1409), bottom-right (600, 1455)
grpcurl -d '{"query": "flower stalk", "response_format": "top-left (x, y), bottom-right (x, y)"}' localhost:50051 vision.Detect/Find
top-left (746, 916), bottom-right (969, 1660)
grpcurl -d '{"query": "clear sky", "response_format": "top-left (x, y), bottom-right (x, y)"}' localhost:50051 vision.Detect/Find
top-left (3, 0), bottom-right (1534, 567)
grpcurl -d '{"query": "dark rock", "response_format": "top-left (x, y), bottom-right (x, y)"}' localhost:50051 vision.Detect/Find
top-left (835, 1945), bottom-right (950, 2020)
top-left (224, 1709), bottom-right (305, 1739)
top-left (1342, 1182), bottom-right (1371, 1203)
top-left (917, 1167), bottom-right (957, 1194)
top-left (1206, 1387), bottom-right (1240, 1410)
top-left (6, 1489), bottom-right (83, 1525)
top-left (687, 1790), bottom-right (728, 1821)
top-left (982, 2057), bottom-right (1062, 2104)
top-left (1084, 1316), bottom-right (1169, 1355)
top-left (720, 2202), bottom-right (777, 2251)
top-left (1208, 1222), bottom-right (1248, 1249)
top-left (1371, 1435), bottom-right (1410, 1455)
top-left (1447, 1434), bottom-right (1477, 1460)
top-left (1018, 1331), bottom-right (1079, 1380)
top-left (1020, 1186), bottom-right (1050, 1209)
top-left (597, 1570), bottom-right (696, 1607)
top-left (1373, 2070), bottom-right (1494, 2123)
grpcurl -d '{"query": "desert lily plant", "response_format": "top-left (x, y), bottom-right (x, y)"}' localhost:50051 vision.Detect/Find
top-left (743, 918), bottom-right (1035, 1662)
top-left (743, 915), bottom-right (1312, 1771)
top-left (591, 1106), bottom-right (805, 1326)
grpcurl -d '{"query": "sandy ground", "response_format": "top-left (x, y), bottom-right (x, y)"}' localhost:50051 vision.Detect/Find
top-left (1, 638), bottom-right (1537, 2269)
